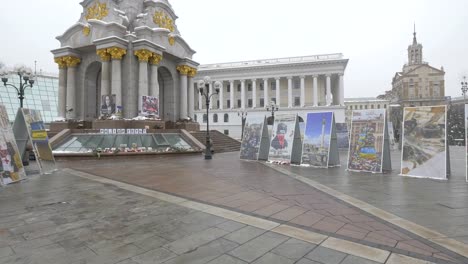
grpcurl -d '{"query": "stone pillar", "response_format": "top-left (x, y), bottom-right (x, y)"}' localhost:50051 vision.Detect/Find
top-left (240, 80), bottom-right (246, 109)
top-left (263, 78), bottom-right (268, 108)
top-left (230, 80), bottom-right (234, 109)
top-left (54, 57), bottom-right (67, 119)
top-left (208, 82), bottom-right (213, 109)
top-left (97, 49), bottom-right (111, 111)
top-left (287, 76), bottom-right (293, 108)
top-left (219, 81), bottom-right (224, 110)
top-left (275, 78), bottom-right (280, 106)
top-left (313, 75), bottom-right (318, 107)
top-left (149, 53), bottom-right (162, 98)
top-left (198, 86), bottom-right (203, 110)
top-left (188, 68), bottom-right (197, 118)
top-left (338, 73), bottom-right (344, 106)
top-left (107, 47), bottom-right (127, 114)
top-left (134, 49), bottom-right (152, 115)
top-left (252, 80), bottom-right (257, 108)
top-left (300, 76), bottom-right (305, 107)
top-left (326, 74), bottom-right (332, 106)
top-left (176, 65), bottom-right (190, 119)
top-left (63, 56), bottom-right (80, 119)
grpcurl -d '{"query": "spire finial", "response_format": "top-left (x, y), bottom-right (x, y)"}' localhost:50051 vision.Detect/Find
top-left (413, 22), bottom-right (417, 45)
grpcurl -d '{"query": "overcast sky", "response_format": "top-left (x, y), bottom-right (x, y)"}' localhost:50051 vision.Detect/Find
top-left (1, 0), bottom-right (467, 98)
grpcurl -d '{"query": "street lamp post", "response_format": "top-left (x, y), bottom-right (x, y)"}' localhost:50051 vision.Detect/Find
top-left (461, 76), bottom-right (468, 104)
top-left (238, 110), bottom-right (248, 140)
top-left (2, 69), bottom-right (34, 108)
top-left (266, 101), bottom-right (279, 125)
top-left (198, 76), bottom-right (221, 160)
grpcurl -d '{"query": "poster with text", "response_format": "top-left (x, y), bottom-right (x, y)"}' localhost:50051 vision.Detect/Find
top-left (22, 109), bottom-right (56, 174)
top-left (101, 94), bottom-right (116, 116)
top-left (336, 123), bottom-right (349, 149)
top-left (268, 114), bottom-right (296, 163)
top-left (301, 112), bottom-right (333, 167)
top-left (347, 109), bottom-right (386, 173)
top-left (0, 105), bottom-right (25, 185)
top-left (401, 106), bottom-right (447, 179)
top-left (141, 96), bottom-right (159, 118)
top-left (240, 116), bottom-right (265, 160)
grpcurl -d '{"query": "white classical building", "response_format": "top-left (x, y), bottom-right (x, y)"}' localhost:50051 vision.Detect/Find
top-left (193, 54), bottom-right (349, 139)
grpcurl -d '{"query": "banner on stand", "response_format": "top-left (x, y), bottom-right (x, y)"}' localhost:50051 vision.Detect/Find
top-left (388, 122), bottom-right (396, 150)
top-left (466, 105), bottom-right (468, 182)
top-left (240, 116), bottom-right (267, 160)
top-left (0, 105), bottom-right (25, 185)
top-left (336, 123), bottom-right (349, 149)
top-left (268, 114), bottom-right (298, 163)
top-left (401, 106), bottom-right (448, 179)
top-left (347, 109), bottom-right (386, 173)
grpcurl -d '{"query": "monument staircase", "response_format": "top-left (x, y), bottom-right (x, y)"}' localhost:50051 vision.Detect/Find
top-left (190, 130), bottom-right (241, 153)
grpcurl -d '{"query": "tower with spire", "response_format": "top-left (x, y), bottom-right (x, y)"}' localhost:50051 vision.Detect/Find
top-left (407, 24), bottom-right (423, 65)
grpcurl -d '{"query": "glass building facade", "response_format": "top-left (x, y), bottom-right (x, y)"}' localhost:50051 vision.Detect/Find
top-left (0, 72), bottom-right (59, 123)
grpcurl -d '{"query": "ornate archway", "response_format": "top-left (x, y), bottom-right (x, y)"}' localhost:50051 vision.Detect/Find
top-left (83, 61), bottom-right (101, 120)
top-left (158, 66), bottom-right (175, 121)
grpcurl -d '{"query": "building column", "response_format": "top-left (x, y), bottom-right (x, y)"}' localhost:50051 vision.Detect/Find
top-left (326, 74), bottom-right (332, 106)
top-left (176, 65), bottom-right (190, 118)
top-left (338, 73), bottom-right (344, 106)
top-left (54, 57), bottom-right (67, 120)
top-left (230, 80), bottom-right (234, 109)
top-left (263, 78), bottom-right (269, 107)
top-left (275, 77), bottom-right (280, 106)
top-left (252, 80), bottom-right (257, 108)
top-left (208, 82), bottom-right (213, 109)
top-left (241, 80), bottom-right (246, 109)
top-left (107, 47), bottom-right (127, 115)
top-left (188, 68), bottom-right (197, 119)
top-left (97, 49), bottom-right (111, 113)
top-left (300, 76), bottom-right (305, 107)
top-left (135, 49), bottom-right (153, 115)
top-left (149, 53), bottom-right (162, 98)
top-left (198, 86), bottom-right (203, 110)
top-left (287, 76), bottom-right (293, 108)
top-left (313, 75), bottom-right (318, 107)
top-left (63, 56), bottom-right (81, 119)
top-left (219, 81), bottom-right (224, 110)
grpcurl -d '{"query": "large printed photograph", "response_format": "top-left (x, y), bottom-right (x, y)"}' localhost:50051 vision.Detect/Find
top-left (466, 105), bottom-right (468, 182)
top-left (268, 114), bottom-right (296, 163)
top-left (347, 109), bottom-right (386, 173)
top-left (401, 106), bottom-right (447, 179)
top-left (336, 123), bottom-right (349, 149)
top-left (240, 116), bottom-right (265, 160)
top-left (301, 112), bottom-right (333, 167)
top-left (141, 96), bottom-right (159, 117)
top-left (0, 105), bottom-right (25, 185)
top-left (101, 94), bottom-right (116, 116)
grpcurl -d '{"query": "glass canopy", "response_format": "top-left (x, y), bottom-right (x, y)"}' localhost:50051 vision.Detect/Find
top-left (53, 133), bottom-right (194, 154)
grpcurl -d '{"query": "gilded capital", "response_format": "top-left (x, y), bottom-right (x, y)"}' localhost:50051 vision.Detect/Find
top-left (188, 67), bottom-right (197, 78)
top-left (63, 56), bottom-right (81, 68)
top-left (107, 47), bottom-right (126, 60)
top-left (96, 49), bottom-right (111, 62)
top-left (54, 57), bottom-right (67, 69)
top-left (176, 65), bottom-right (191, 76)
top-left (150, 53), bottom-right (163, 65)
top-left (134, 49), bottom-right (153, 62)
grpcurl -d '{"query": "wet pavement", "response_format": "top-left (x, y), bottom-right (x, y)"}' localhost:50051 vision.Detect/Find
top-left (59, 148), bottom-right (468, 264)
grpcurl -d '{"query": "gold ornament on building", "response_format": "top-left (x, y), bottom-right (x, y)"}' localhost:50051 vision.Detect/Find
top-left (83, 26), bottom-right (91, 36)
top-left (187, 67), bottom-right (197, 77)
top-left (176, 65), bottom-right (191, 76)
top-left (153, 11), bottom-right (174, 32)
top-left (168, 36), bottom-right (175, 46)
top-left (134, 49), bottom-right (153, 62)
top-left (96, 49), bottom-right (111, 62)
top-left (150, 53), bottom-right (163, 65)
top-left (54, 57), bottom-right (67, 69)
top-left (63, 56), bottom-right (81, 68)
top-left (107, 47), bottom-right (127, 60)
top-left (85, 1), bottom-right (109, 21)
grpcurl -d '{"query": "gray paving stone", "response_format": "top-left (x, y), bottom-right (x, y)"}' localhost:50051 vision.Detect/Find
top-left (71, 243), bottom-right (144, 264)
top-left (131, 247), bottom-right (177, 264)
top-left (216, 221), bottom-right (246, 232)
top-left (223, 226), bottom-right (266, 244)
top-left (9, 237), bottom-right (55, 255)
top-left (252, 252), bottom-right (295, 264)
top-left (207, 254), bottom-right (248, 264)
top-left (305, 246), bottom-right (347, 264)
top-left (133, 235), bottom-right (170, 251)
top-left (340, 255), bottom-right (381, 264)
top-left (295, 258), bottom-right (322, 264)
top-left (270, 238), bottom-right (316, 261)
top-left (164, 227), bottom-right (229, 254)
top-left (164, 238), bottom-right (239, 264)
top-left (228, 231), bottom-right (289, 262)
top-left (0, 246), bottom-right (13, 258)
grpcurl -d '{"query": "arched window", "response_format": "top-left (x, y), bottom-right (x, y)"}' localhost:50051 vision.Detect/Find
top-left (203, 114), bottom-right (207, 123)
top-left (194, 115), bottom-right (197, 122)
top-left (224, 113), bottom-right (229, 122)
top-left (377, 104), bottom-right (380, 109)
top-left (371, 105), bottom-right (374, 109)
top-left (213, 114), bottom-right (218, 123)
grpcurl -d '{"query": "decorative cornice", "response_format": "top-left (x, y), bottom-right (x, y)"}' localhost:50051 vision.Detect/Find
top-left (107, 47), bottom-right (126, 60)
top-left (176, 65), bottom-right (191, 76)
top-left (187, 67), bottom-right (197, 77)
top-left (85, 1), bottom-right (108, 21)
top-left (54, 57), bottom-right (67, 69)
top-left (134, 49), bottom-right (153, 62)
top-left (63, 56), bottom-right (81, 68)
top-left (96, 49), bottom-right (111, 62)
top-left (149, 53), bottom-right (163, 65)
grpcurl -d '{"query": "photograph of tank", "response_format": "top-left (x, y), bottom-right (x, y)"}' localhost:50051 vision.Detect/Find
top-left (301, 112), bottom-right (333, 167)
top-left (268, 114), bottom-right (297, 163)
top-left (401, 106), bottom-right (446, 179)
top-left (336, 123), bottom-right (349, 149)
top-left (0, 105), bottom-right (25, 185)
top-left (347, 109), bottom-right (386, 173)
top-left (240, 116), bottom-right (265, 160)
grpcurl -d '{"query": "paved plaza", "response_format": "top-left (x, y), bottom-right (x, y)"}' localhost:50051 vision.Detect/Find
top-left (0, 148), bottom-right (467, 263)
